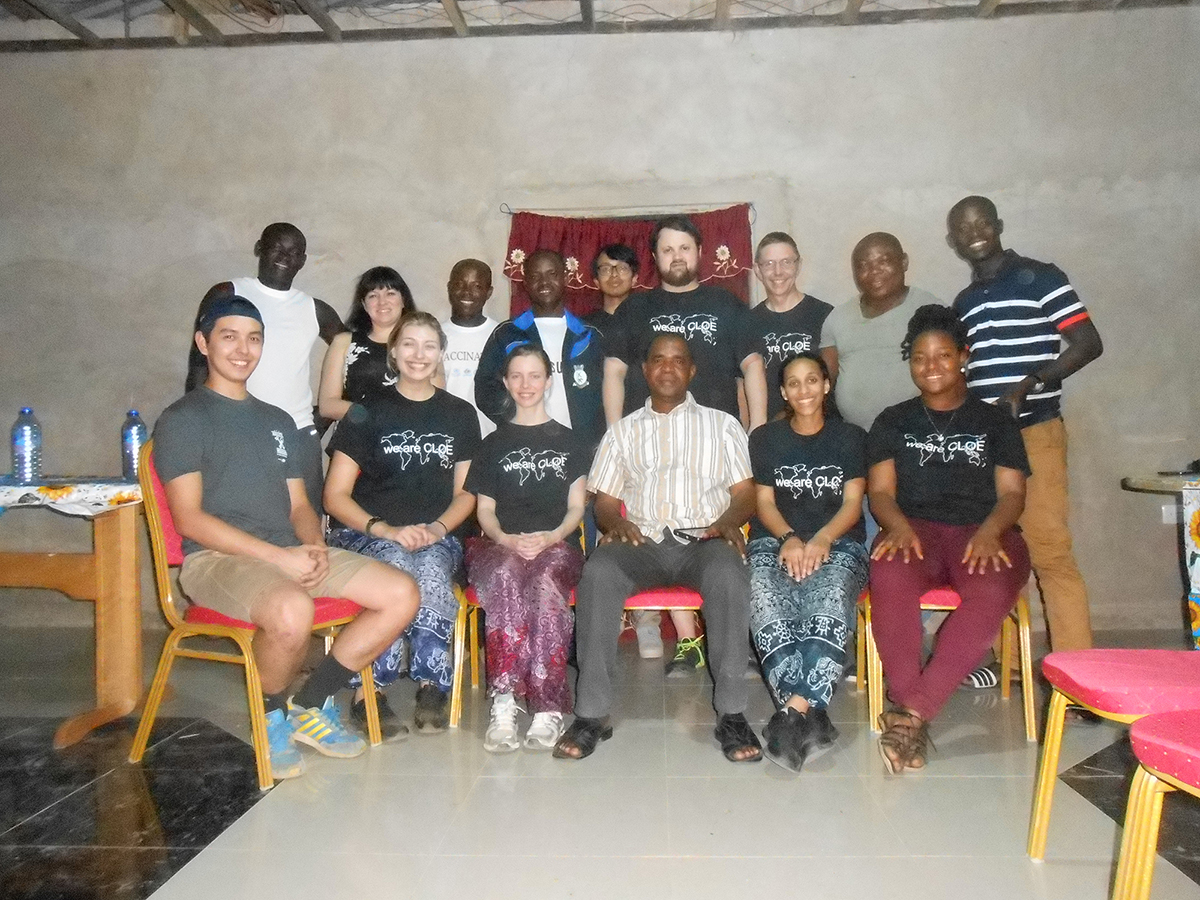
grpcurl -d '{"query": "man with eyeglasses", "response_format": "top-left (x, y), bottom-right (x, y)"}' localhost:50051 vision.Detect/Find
top-left (742, 232), bottom-right (833, 421)
top-left (585, 243), bottom-right (639, 337)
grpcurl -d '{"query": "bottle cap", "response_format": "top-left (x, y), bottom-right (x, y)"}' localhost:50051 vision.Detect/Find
top-left (128, 410), bottom-right (139, 416)
top-left (20, 407), bottom-right (31, 414)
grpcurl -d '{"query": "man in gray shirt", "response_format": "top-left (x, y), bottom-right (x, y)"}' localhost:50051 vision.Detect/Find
top-left (155, 297), bottom-right (419, 780)
top-left (819, 232), bottom-right (944, 431)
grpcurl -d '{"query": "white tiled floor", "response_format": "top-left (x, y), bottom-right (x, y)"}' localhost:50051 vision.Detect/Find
top-left (5, 628), bottom-right (1199, 899)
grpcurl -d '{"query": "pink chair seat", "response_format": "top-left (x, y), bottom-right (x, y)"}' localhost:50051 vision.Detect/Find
top-left (1042, 649), bottom-right (1200, 716)
top-left (184, 596), bottom-right (363, 631)
top-left (918, 587), bottom-right (962, 608)
top-left (1131, 709), bottom-right (1200, 792)
top-left (465, 584), bottom-right (702, 610)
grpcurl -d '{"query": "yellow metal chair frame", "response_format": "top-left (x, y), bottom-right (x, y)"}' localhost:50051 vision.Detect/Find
top-left (449, 583), bottom-right (705, 728)
top-left (128, 443), bottom-right (381, 791)
top-left (1026, 687), bottom-right (1140, 860)
top-left (1110, 761), bottom-right (1199, 900)
top-left (856, 589), bottom-right (1036, 742)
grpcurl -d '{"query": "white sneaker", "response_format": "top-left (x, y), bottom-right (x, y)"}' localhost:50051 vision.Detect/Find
top-left (524, 711), bottom-right (565, 750)
top-left (484, 693), bottom-right (521, 753)
top-left (633, 610), bottom-right (664, 659)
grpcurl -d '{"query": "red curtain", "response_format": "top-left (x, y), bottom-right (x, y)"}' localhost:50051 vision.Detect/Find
top-left (503, 203), bottom-right (753, 318)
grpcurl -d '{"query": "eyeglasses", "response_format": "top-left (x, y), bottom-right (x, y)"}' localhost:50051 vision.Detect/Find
top-left (597, 264), bottom-right (633, 277)
top-left (758, 258), bottom-right (800, 273)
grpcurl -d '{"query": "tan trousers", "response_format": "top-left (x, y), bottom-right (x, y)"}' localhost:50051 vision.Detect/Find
top-left (1019, 417), bottom-right (1093, 652)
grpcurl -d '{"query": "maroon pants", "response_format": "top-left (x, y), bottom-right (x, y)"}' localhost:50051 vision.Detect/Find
top-left (869, 518), bottom-right (1030, 721)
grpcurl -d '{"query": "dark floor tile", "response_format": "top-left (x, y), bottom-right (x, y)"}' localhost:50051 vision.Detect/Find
top-left (1064, 736), bottom-right (1200, 886)
top-left (139, 719), bottom-right (257, 771)
top-left (0, 845), bottom-right (197, 900)
top-left (0, 764), bottom-right (265, 850)
top-left (0, 719), bottom-right (45, 742)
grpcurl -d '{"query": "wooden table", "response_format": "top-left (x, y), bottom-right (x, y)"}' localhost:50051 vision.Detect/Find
top-left (1121, 474), bottom-right (1200, 649)
top-left (0, 478), bottom-right (143, 747)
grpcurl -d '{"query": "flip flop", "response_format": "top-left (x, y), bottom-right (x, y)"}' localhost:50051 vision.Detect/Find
top-left (552, 716), bottom-right (613, 760)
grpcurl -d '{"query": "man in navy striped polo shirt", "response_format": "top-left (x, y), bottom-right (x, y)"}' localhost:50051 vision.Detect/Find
top-left (947, 196), bottom-right (1103, 656)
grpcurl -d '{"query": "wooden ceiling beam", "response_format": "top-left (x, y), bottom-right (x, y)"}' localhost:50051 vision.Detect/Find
top-left (579, 0), bottom-right (593, 29)
top-left (440, 0), bottom-right (467, 35)
top-left (291, 0), bottom-right (341, 40)
top-left (19, 0), bottom-right (100, 42)
top-left (159, 0), bottom-right (222, 40)
top-left (713, 0), bottom-right (731, 26)
top-left (0, 0), bottom-right (41, 21)
top-left (976, 0), bottom-right (1002, 15)
top-left (841, 0), bottom-right (863, 22)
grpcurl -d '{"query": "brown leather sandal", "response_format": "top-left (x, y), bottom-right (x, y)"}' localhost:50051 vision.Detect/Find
top-left (877, 709), bottom-right (923, 774)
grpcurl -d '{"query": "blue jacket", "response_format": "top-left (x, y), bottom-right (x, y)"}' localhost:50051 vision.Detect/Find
top-left (474, 309), bottom-right (606, 452)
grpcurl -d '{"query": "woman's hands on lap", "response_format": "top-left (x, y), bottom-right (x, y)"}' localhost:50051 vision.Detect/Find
top-left (380, 523), bottom-right (438, 551)
top-left (961, 524), bottom-right (1011, 574)
top-left (778, 533), bottom-right (831, 580)
top-left (871, 524), bottom-right (924, 564)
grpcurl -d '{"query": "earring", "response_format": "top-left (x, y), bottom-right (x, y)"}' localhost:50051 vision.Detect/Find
top-left (960, 366), bottom-right (967, 373)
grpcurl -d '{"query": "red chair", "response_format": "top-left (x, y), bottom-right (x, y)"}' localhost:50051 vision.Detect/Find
top-left (857, 587), bottom-right (1036, 741)
top-left (128, 444), bottom-right (381, 791)
top-left (449, 583), bottom-right (703, 728)
top-left (1112, 709), bottom-right (1200, 899)
top-left (1027, 649), bottom-right (1200, 861)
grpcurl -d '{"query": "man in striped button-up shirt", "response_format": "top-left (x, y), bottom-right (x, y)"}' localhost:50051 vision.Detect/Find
top-left (553, 334), bottom-right (761, 763)
top-left (948, 196), bottom-right (1104, 657)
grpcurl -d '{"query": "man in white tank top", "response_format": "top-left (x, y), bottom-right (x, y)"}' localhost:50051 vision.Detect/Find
top-left (439, 259), bottom-right (499, 437)
top-left (187, 223), bottom-right (345, 513)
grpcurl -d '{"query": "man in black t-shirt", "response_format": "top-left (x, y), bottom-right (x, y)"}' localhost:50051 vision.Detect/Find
top-left (743, 232), bottom-right (833, 421)
top-left (603, 215), bottom-right (766, 429)
top-left (584, 243), bottom-right (638, 340)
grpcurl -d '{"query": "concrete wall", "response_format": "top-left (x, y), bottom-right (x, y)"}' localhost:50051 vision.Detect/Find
top-left (1, 9), bottom-right (1197, 633)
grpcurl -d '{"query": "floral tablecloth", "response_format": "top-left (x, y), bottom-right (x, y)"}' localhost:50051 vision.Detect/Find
top-left (0, 477), bottom-right (142, 519)
top-left (1184, 484), bottom-right (1200, 648)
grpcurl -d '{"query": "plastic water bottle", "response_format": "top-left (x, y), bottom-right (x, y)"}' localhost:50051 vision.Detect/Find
top-left (10, 407), bottom-right (42, 484)
top-left (121, 410), bottom-right (148, 481)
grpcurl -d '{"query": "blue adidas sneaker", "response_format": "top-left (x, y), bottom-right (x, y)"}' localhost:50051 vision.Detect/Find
top-left (288, 696), bottom-right (367, 759)
top-left (265, 707), bottom-right (305, 780)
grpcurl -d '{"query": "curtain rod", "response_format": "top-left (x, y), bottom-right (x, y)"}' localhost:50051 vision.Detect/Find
top-left (500, 202), bottom-right (756, 222)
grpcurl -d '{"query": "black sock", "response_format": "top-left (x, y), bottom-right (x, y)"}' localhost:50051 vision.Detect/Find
top-left (263, 692), bottom-right (288, 716)
top-left (292, 655), bottom-right (357, 711)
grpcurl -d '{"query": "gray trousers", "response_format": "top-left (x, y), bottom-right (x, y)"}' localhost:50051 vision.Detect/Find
top-left (573, 533), bottom-right (750, 720)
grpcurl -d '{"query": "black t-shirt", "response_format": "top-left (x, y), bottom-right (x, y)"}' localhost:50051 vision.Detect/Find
top-left (867, 396), bottom-right (1031, 526)
top-left (741, 295), bottom-right (833, 420)
top-left (328, 388), bottom-right (481, 527)
top-left (609, 284), bottom-right (750, 417)
top-left (749, 417), bottom-right (867, 544)
top-left (343, 329), bottom-right (396, 404)
top-left (464, 419), bottom-right (589, 534)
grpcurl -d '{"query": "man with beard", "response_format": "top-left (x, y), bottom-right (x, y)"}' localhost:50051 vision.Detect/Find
top-left (186, 222), bottom-right (344, 514)
top-left (474, 250), bottom-right (605, 454)
top-left (603, 215), bottom-right (767, 431)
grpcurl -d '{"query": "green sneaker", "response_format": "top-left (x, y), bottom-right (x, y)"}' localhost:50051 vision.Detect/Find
top-left (288, 696), bottom-right (367, 759)
top-left (665, 636), bottom-right (706, 678)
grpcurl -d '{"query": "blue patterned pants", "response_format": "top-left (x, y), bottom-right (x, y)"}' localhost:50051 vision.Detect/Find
top-left (748, 536), bottom-right (868, 710)
top-left (326, 528), bottom-right (461, 692)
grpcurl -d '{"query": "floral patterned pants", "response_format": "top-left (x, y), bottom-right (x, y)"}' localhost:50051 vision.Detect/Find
top-left (326, 528), bottom-right (460, 693)
top-left (748, 536), bottom-right (868, 711)
top-left (466, 538), bottom-right (583, 714)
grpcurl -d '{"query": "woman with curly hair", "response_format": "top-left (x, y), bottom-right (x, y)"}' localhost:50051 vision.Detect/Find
top-left (867, 304), bottom-right (1031, 773)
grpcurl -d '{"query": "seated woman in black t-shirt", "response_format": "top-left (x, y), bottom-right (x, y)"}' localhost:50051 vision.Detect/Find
top-left (747, 352), bottom-right (869, 773)
top-left (464, 346), bottom-right (588, 753)
top-left (867, 305), bottom-right (1031, 774)
top-left (324, 312), bottom-right (480, 738)
top-left (317, 266), bottom-right (415, 423)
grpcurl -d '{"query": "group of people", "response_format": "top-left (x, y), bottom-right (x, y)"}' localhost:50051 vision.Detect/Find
top-left (158, 195), bottom-right (1101, 780)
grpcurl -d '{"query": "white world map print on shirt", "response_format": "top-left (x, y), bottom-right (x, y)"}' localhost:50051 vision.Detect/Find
top-left (380, 431), bottom-right (455, 468)
top-left (774, 464), bottom-right (844, 499)
top-left (500, 448), bottom-right (570, 485)
top-left (649, 313), bottom-right (719, 346)
top-left (904, 433), bottom-right (987, 467)
top-left (762, 332), bottom-right (813, 364)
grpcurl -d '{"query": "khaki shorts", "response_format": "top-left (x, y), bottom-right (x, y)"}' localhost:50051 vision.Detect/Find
top-left (179, 547), bottom-right (373, 623)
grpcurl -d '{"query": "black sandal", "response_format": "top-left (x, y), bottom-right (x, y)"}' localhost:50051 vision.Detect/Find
top-left (715, 712), bottom-right (762, 763)
top-left (552, 716), bottom-right (613, 760)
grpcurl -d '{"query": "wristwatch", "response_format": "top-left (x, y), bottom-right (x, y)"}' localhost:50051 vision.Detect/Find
top-left (779, 531), bottom-right (798, 544)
